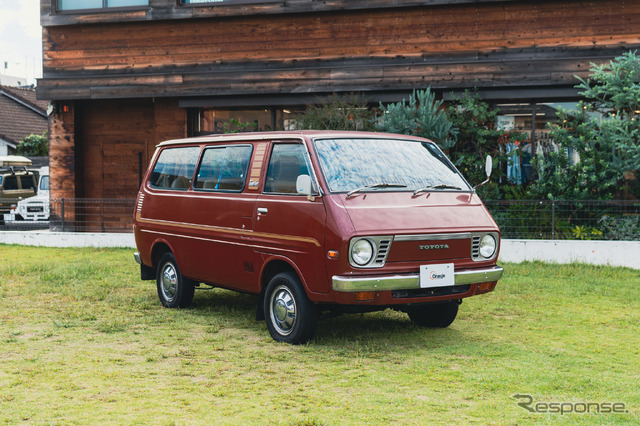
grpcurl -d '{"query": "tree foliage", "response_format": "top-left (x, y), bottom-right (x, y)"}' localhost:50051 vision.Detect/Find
top-left (17, 132), bottom-right (48, 156)
top-left (447, 90), bottom-right (525, 199)
top-left (376, 89), bottom-right (457, 149)
top-left (526, 104), bottom-right (623, 200)
top-left (294, 93), bottom-right (376, 131)
top-left (575, 50), bottom-right (640, 174)
top-left (528, 51), bottom-right (640, 200)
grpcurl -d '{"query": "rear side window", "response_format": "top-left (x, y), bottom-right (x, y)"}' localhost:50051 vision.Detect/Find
top-left (20, 175), bottom-right (37, 191)
top-left (3, 176), bottom-right (18, 190)
top-left (194, 145), bottom-right (253, 192)
top-left (150, 147), bottom-right (200, 190)
top-left (264, 144), bottom-right (310, 194)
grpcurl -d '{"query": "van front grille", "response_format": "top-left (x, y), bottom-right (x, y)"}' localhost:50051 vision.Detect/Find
top-left (373, 238), bottom-right (392, 266)
top-left (471, 235), bottom-right (482, 260)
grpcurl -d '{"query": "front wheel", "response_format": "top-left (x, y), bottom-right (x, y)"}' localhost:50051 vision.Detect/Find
top-left (408, 301), bottom-right (459, 328)
top-left (156, 252), bottom-right (195, 308)
top-left (264, 272), bottom-right (317, 344)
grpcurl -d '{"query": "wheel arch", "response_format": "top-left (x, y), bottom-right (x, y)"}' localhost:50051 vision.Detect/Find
top-left (150, 240), bottom-right (174, 269)
top-left (255, 257), bottom-right (306, 321)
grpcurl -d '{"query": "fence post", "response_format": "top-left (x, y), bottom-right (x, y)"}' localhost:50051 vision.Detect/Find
top-left (551, 200), bottom-right (556, 240)
top-left (61, 198), bottom-right (65, 232)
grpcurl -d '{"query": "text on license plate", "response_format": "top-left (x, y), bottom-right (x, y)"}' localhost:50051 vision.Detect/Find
top-left (419, 263), bottom-right (454, 288)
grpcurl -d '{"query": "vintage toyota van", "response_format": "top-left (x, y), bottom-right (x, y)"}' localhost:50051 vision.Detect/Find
top-left (133, 131), bottom-right (503, 343)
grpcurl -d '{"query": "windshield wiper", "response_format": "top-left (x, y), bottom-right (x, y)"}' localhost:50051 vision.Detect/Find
top-left (413, 184), bottom-right (463, 196)
top-left (346, 182), bottom-right (407, 198)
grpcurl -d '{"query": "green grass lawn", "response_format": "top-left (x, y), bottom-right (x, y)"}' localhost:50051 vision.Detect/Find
top-left (0, 245), bottom-right (638, 425)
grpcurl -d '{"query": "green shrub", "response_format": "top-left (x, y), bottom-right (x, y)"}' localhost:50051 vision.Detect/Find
top-left (599, 215), bottom-right (640, 240)
top-left (376, 88), bottom-right (457, 149)
top-left (17, 132), bottom-right (48, 156)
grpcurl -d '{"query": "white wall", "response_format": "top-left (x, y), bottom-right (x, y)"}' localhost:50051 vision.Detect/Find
top-left (499, 239), bottom-right (640, 269)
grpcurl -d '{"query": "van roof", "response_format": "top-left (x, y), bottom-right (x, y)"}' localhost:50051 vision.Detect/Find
top-left (0, 155), bottom-right (32, 167)
top-left (156, 130), bottom-right (429, 147)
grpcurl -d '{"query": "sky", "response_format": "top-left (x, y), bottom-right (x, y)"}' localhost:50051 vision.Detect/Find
top-left (0, 0), bottom-right (42, 85)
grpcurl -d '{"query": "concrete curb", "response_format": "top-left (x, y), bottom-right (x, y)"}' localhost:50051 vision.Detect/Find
top-left (1, 232), bottom-right (638, 269)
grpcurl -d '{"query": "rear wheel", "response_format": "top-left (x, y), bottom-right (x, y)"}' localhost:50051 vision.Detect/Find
top-left (156, 252), bottom-right (195, 308)
top-left (408, 301), bottom-right (459, 328)
top-left (264, 272), bottom-right (317, 344)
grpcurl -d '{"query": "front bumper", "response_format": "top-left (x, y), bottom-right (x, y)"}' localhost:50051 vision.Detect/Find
top-left (332, 265), bottom-right (504, 292)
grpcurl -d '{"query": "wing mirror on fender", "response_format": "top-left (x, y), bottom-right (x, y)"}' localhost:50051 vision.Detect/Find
top-left (474, 155), bottom-right (493, 189)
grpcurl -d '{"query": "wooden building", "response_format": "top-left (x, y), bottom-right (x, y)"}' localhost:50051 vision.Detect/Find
top-left (39, 0), bottom-right (640, 208)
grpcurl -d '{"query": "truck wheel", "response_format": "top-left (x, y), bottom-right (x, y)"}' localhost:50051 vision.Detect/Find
top-left (408, 301), bottom-right (459, 328)
top-left (264, 272), bottom-right (317, 344)
top-left (156, 252), bottom-right (194, 308)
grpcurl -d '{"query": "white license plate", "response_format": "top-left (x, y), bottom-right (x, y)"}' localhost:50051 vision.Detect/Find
top-left (419, 263), bottom-right (455, 288)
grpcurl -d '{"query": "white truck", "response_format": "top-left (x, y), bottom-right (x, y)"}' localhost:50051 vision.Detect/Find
top-left (3, 166), bottom-right (50, 224)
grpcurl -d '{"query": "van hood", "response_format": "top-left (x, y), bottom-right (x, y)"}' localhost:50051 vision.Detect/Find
top-left (334, 191), bottom-right (498, 235)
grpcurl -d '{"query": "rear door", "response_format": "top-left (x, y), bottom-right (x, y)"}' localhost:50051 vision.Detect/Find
top-left (253, 142), bottom-right (329, 294)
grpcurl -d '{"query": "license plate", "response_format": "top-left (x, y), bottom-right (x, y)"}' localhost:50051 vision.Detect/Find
top-left (419, 263), bottom-right (454, 288)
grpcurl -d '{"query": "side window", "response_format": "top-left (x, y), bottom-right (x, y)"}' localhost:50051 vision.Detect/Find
top-left (40, 176), bottom-right (50, 191)
top-left (150, 147), bottom-right (200, 190)
top-left (194, 145), bottom-right (253, 192)
top-left (20, 175), bottom-right (36, 191)
top-left (3, 176), bottom-right (19, 190)
top-left (264, 144), bottom-right (310, 194)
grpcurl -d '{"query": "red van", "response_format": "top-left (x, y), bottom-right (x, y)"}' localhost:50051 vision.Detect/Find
top-left (133, 131), bottom-right (503, 343)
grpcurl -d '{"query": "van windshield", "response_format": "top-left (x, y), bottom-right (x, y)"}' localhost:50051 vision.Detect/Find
top-left (314, 138), bottom-right (469, 193)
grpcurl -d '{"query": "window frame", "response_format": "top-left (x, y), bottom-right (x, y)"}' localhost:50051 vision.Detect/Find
top-left (149, 146), bottom-right (201, 192)
top-left (179, 0), bottom-right (281, 7)
top-left (55, 0), bottom-right (149, 13)
top-left (193, 144), bottom-right (254, 193)
top-left (263, 143), bottom-right (314, 196)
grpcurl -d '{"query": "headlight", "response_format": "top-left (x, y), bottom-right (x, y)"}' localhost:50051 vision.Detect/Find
top-left (351, 239), bottom-right (374, 266)
top-left (479, 234), bottom-right (497, 258)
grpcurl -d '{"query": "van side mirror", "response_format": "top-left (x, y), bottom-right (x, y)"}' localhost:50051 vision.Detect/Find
top-left (485, 155), bottom-right (493, 178)
top-left (474, 155), bottom-right (493, 189)
top-left (296, 174), bottom-right (313, 196)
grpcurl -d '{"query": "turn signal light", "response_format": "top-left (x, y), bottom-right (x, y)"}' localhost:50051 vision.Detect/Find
top-left (355, 291), bottom-right (375, 301)
top-left (476, 282), bottom-right (497, 294)
top-left (327, 250), bottom-right (339, 259)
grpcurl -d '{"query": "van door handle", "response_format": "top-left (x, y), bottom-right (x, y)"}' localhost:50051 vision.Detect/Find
top-left (257, 207), bottom-right (268, 214)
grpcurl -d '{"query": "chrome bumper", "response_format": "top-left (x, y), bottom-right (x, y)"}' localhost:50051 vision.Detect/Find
top-left (332, 265), bottom-right (504, 292)
top-left (133, 252), bottom-right (142, 265)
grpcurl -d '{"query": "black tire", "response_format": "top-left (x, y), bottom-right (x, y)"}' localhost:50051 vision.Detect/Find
top-left (156, 252), bottom-right (195, 308)
top-left (264, 272), bottom-right (317, 344)
top-left (408, 301), bottom-right (459, 328)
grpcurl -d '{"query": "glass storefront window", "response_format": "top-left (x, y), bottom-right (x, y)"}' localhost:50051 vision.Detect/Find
top-left (195, 108), bottom-right (304, 135)
top-left (495, 102), bottom-right (596, 184)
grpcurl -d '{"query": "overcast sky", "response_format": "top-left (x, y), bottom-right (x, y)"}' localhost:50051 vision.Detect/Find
top-left (0, 0), bottom-right (42, 85)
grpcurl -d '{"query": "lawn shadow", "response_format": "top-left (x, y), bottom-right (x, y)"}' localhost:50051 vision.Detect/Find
top-left (185, 287), bottom-right (463, 349)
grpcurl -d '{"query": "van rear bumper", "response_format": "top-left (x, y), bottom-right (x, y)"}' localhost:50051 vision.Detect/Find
top-left (332, 265), bottom-right (503, 292)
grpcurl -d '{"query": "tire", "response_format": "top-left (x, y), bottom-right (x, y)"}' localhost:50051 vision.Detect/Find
top-left (408, 301), bottom-right (459, 328)
top-left (156, 252), bottom-right (195, 308)
top-left (264, 272), bottom-right (317, 344)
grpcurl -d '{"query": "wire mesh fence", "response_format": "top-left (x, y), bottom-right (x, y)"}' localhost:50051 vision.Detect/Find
top-left (2, 198), bottom-right (639, 240)
top-left (484, 199), bottom-right (640, 240)
top-left (1, 198), bottom-right (136, 233)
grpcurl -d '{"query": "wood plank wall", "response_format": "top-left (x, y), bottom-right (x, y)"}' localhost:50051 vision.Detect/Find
top-left (39, 0), bottom-right (640, 100)
top-left (49, 98), bottom-right (185, 203)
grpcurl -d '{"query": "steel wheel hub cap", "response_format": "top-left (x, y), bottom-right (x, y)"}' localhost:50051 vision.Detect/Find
top-left (161, 263), bottom-right (178, 301)
top-left (270, 286), bottom-right (296, 336)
